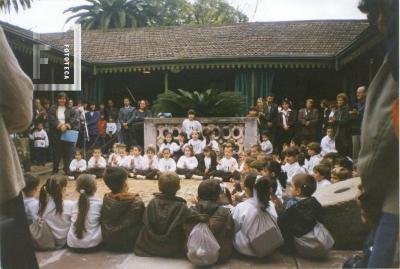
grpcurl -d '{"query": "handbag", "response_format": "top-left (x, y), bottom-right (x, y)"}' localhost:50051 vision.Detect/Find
top-left (29, 217), bottom-right (56, 250)
top-left (60, 130), bottom-right (79, 143)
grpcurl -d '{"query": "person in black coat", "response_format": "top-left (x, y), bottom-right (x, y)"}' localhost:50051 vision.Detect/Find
top-left (48, 92), bottom-right (78, 174)
top-left (264, 94), bottom-right (279, 146)
top-left (118, 97), bottom-right (137, 148)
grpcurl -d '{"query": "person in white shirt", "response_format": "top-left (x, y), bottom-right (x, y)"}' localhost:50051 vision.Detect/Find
top-left (232, 174), bottom-right (282, 257)
top-left (105, 118), bottom-right (117, 153)
top-left (29, 122), bottom-right (49, 166)
top-left (281, 147), bottom-right (307, 192)
top-left (213, 147), bottom-right (240, 182)
top-left (196, 146), bottom-right (217, 180)
top-left (320, 127), bottom-right (337, 156)
top-left (136, 146), bottom-right (159, 179)
top-left (312, 164), bottom-right (332, 190)
top-left (69, 149), bottom-right (87, 179)
top-left (67, 174), bottom-right (102, 250)
top-left (88, 148), bottom-right (107, 178)
top-left (129, 146), bottom-right (147, 177)
top-left (187, 130), bottom-right (205, 155)
top-left (260, 132), bottom-right (273, 155)
top-left (261, 160), bottom-right (286, 206)
top-left (303, 142), bottom-right (323, 173)
top-left (182, 109), bottom-right (202, 139)
top-left (203, 129), bottom-right (220, 153)
top-left (176, 145), bottom-right (198, 179)
top-left (22, 174), bottom-right (40, 224)
top-left (118, 148), bottom-right (132, 170)
top-left (158, 132), bottom-right (180, 158)
top-left (107, 143), bottom-right (121, 167)
top-left (37, 175), bottom-right (74, 249)
top-left (157, 148), bottom-right (176, 173)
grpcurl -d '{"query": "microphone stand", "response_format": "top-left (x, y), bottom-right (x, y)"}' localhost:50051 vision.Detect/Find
top-left (80, 107), bottom-right (90, 160)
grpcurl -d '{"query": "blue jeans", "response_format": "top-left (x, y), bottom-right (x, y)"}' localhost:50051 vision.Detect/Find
top-left (368, 213), bottom-right (399, 268)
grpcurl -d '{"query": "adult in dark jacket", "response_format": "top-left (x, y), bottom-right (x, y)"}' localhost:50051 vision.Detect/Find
top-left (330, 93), bottom-right (351, 157)
top-left (105, 99), bottom-right (119, 121)
top-left (85, 103), bottom-right (100, 148)
top-left (349, 86), bottom-right (366, 160)
top-left (277, 99), bottom-right (296, 153)
top-left (264, 95), bottom-right (279, 145)
top-left (48, 92), bottom-right (78, 174)
top-left (184, 180), bottom-right (234, 263)
top-left (118, 97), bottom-right (137, 148)
top-left (297, 99), bottom-right (319, 143)
top-left (134, 100), bottom-right (153, 148)
top-left (319, 99), bottom-right (331, 140)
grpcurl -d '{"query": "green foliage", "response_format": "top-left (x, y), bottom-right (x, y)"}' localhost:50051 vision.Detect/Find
top-left (192, 0), bottom-right (248, 25)
top-left (0, 0), bottom-right (33, 13)
top-left (64, 0), bottom-right (154, 30)
top-left (153, 89), bottom-right (247, 117)
top-left (146, 0), bottom-right (193, 26)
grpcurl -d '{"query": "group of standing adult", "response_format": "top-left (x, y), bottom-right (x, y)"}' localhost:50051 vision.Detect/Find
top-left (250, 87), bottom-right (367, 159)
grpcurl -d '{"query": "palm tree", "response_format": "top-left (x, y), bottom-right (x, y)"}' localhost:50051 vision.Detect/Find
top-left (64, 0), bottom-right (154, 30)
top-left (153, 89), bottom-right (247, 117)
top-left (0, 0), bottom-right (33, 13)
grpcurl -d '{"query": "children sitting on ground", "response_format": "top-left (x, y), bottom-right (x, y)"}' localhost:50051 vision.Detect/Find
top-left (312, 164), bottom-right (332, 190)
top-left (157, 148), bottom-right (177, 173)
top-left (281, 147), bottom-right (307, 192)
top-left (33, 175), bottom-right (73, 250)
top-left (197, 146), bottom-right (217, 180)
top-left (134, 172), bottom-right (189, 257)
top-left (176, 145), bottom-right (198, 179)
top-left (159, 132), bottom-right (180, 160)
top-left (118, 147), bottom-right (132, 171)
top-left (232, 174), bottom-right (283, 257)
top-left (320, 127), bottom-right (337, 156)
top-left (203, 129), bottom-right (220, 153)
top-left (278, 173), bottom-right (334, 258)
top-left (184, 179), bottom-right (234, 265)
top-left (187, 130), bottom-right (205, 156)
top-left (101, 167), bottom-right (145, 252)
top-left (175, 132), bottom-right (188, 160)
top-left (263, 160), bottom-right (286, 204)
top-left (182, 109), bottom-right (202, 139)
top-left (88, 148), bottom-right (107, 178)
top-left (107, 144), bottom-right (121, 167)
top-left (213, 147), bottom-right (240, 182)
top-left (129, 146), bottom-right (146, 178)
top-left (303, 142), bottom-right (323, 173)
top-left (219, 183), bottom-right (234, 213)
top-left (260, 132), bottom-right (273, 155)
top-left (67, 174), bottom-right (103, 252)
top-left (331, 167), bottom-right (352, 183)
top-left (29, 121), bottom-right (49, 166)
top-left (23, 174), bottom-right (40, 224)
top-left (69, 149), bottom-right (87, 180)
top-left (138, 146), bottom-right (159, 179)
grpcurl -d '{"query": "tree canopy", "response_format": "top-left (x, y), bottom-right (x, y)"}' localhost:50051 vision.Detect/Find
top-left (64, 0), bottom-right (248, 30)
top-left (0, 0), bottom-right (33, 13)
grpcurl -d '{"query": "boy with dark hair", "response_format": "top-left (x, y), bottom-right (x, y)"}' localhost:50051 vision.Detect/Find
top-left (135, 172), bottom-right (189, 257)
top-left (87, 147), bottom-right (107, 178)
top-left (182, 109), bottom-right (202, 139)
top-left (22, 174), bottom-right (40, 224)
top-left (101, 167), bottom-right (145, 252)
top-left (312, 164), bottom-right (332, 190)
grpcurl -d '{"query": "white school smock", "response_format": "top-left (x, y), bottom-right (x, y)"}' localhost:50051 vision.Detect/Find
top-left (131, 155), bottom-right (146, 170)
top-left (177, 155), bottom-right (198, 170)
top-left (118, 156), bottom-right (132, 169)
top-left (23, 196), bottom-right (39, 221)
top-left (105, 122), bottom-right (117, 135)
top-left (157, 158), bottom-right (176, 172)
top-left (143, 155), bottom-right (158, 170)
top-left (316, 179), bottom-right (332, 190)
top-left (69, 159), bottom-right (87, 172)
top-left (159, 142), bottom-right (180, 154)
top-left (205, 140), bottom-right (219, 152)
top-left (232, 197), bottom-right (278, 257)
top-left (67, 196), bottom-right (103, 248)
top-left (182, 119), bottom-right (202, 138)
top-left (320, 135), bottom-right (337, 156)
top-left (217, 157), bottom-right (238, 173)
top-left (42, 198), bottom-right (74, 248)
top-left (303, 154), bottom-right (322, 173)
top-left (204, 156), bottom-right (211, 170)
top-left (88, 156), bottom-right (107, 169)
top-left (188, 139), bottom-right (205, 155)
top-left (282, 161), bottom-right (306, 184)
top-left (107, 153), bottom-right (121, 167)
top-left (261, 140), bottom-right (273, 155)
top-left (30, 129), bottom-right (49, 148)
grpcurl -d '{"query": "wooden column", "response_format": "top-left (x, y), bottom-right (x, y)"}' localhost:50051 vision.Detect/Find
top-left (251, 70), bottom-right (256, 106)
top-left (164, 71), bottom-right (169, 93)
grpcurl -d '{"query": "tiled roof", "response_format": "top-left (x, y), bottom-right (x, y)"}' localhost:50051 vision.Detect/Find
top-left (2, 20), bottom-right (371, 64)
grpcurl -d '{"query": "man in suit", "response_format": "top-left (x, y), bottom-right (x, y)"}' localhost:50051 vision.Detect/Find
top-left (263, 94), bottom-right (279, 147)
top-left (118, 97), bottom-right (137, 148)
top-left (297, 99), bottom-right (319, 143)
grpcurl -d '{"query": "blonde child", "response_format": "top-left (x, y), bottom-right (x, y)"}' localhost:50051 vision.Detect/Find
top-left (213, 147), bottom-right (240, 182)
top-left (107, 143), bottom-right (121, 167)
top-left (67, 174), bottom-right (102, 251)
top-left (137, 146), bottom-right (159, 179)
top-left (176, 145), bottom-right (198, 179)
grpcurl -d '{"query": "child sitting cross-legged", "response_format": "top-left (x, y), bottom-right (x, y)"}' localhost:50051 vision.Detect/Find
top-left (23, 174), bottom-right (40, 224)
top-left (184, 179), bottom-right (235, 265)
top-left (157, 148), bottom-right (177, 173)
top-left (101, 167), bottom-right (145, 252)
top-left (107, 143), bottom-right (121, 167)
top-left (129, 146), bottom-right (146, 178)
top-left (136, 146), bottom-right (159, 180)
top-left (212, 147), bottom-right (240, 182)
top-left (303, 142), bottom-right (323, 174)
top-left (67, 174), bottom-right (103, 252)
top-left (195, 146), bottom-right (217, 180)
top-left (312, 164), bottom-right (332, 190)
top-left (331, 167), bottom-right (352, 183)
top-left (176, 145), bottom-right (198, 179)
top-left (69, 149), bottom-right (87, 180)
top-left (134, 172), bottom-right (189, 257)
top-left (87, 147), bottom-right (107, 178)
top-left (278, 173), bottom-right (334, 258)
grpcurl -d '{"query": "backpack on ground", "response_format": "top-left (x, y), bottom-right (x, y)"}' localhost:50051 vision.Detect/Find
top-left (30, 217), bottom-right (56, 250)
top-left (293, 222), bottom-right (334, 258)
top-left (246, 210), bottom-right (284, 258)
top-left (186, 222), bottom-right (220, 266)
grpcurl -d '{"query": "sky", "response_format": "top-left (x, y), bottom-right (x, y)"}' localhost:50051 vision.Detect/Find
top-left (0, 0), bottom-right (366, 33)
